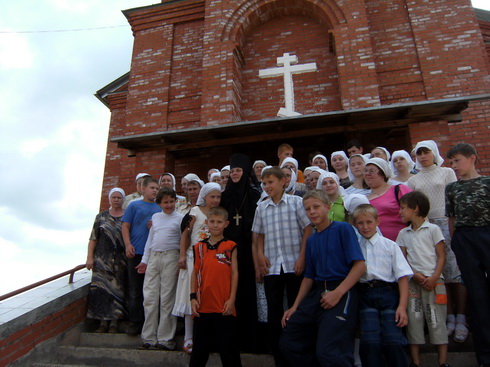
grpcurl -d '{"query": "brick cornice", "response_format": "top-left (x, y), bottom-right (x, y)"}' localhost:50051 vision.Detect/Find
top-left (124, 0), bottom-right (205, 33)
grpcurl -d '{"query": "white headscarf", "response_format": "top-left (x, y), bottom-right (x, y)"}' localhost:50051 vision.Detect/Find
top-left (221, 165), bottom-right (230, 172)
top-left (108, 187), bottom-right (126, 201)
top-left (316, 172), bottom-right (347, 197)
top-left (330, 151), bottom-right (349, 169)
top-left (365, 157), bottom-right (393, 179)
top-left (308, 166), bottom-right (329, 176)
top-left (159, 172), bottom-right (176, 190)
top-left (413, 140), bottom-right (444, 169)
top-left (390, 150), bottom-right (415, 176)
top-left (196, 182), bottom-right (221, 206)
top-left (372, 147), bottom-right (391, 161)
top-left (348, 154), bottom-right (368, 181)
top-left (343, 194), bottom-right (370, 214)
top-left (312, 154), bottom-right (329, 171)
top-left (183, 173), bottom-right (200, 182)
top-left (261, 165), bottom-right (273, 175)
top-left (280, 157), bottom-right (299, 172)
top-left (253, 160), bottom-right (267, 168)
top-left (135, 173), bottom-right (150, 182)
top-left (283, 167), bottom-right (297, 194)
top-left (210, 172), bottom-right (221, 182)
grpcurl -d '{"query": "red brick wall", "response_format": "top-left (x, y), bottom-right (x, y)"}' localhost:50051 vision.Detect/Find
top-left (98, 0), bottom-right (490, 208)
top-left (0, 298), bottom-right (86, 367)
top-left (240, 15), bottom-right (341, 120)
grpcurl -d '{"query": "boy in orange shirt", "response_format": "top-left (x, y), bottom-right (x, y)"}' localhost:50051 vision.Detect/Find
top-left (189, 206), bottom-right (241, 367)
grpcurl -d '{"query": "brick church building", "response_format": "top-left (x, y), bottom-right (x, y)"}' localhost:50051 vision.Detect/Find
top-left (96, 0), bottom-right (490, 207)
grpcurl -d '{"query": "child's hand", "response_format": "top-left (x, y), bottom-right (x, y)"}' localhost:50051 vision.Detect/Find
top-left (86, 257), bottom-right (94, 270)
top-left (281, 307), bottom-right (297, 328)
top-left (222, 299), bottom-right (235, 316)
top-left (135, 262), bottom-right (147, 274)
top-left (125, 244), bottom-right (135, 259)
top-left (395, 305), bottom-right (408, 327)
top-left (147, 220), bottom-right (152, 229)
top-left (178, 255), bottom-right (187, 270)
top-left (191, 299), bottom-right (200, 317)
top-left (412, 272), bottom-right (425, 285)
top-left (258, 254), bottom-right (271, 277)
top-left (320, 289), bottom-right (342, 309)
top-left (422, 275), bottom-right (437, 291)
top-left (294, 254), bottom-right (305, 276)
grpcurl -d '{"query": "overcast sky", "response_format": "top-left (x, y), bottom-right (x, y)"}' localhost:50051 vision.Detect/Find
top-left (0, 0), bottom-right (489, 295)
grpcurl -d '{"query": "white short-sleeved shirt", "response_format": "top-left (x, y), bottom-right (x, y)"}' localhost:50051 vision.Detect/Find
top-left (252, 192), bottom-right (310, 275)
top-left (141, 210), bottom-right (183, 264)
top-left (359, 232), bottom-right (413, 283)
top-left (396, 221), bottom-right (445, 277)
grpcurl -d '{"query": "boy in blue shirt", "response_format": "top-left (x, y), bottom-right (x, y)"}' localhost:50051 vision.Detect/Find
top-left (122, 176), bottom-right (160, 335)
top-left (279, 190), bottom-right (365, 367)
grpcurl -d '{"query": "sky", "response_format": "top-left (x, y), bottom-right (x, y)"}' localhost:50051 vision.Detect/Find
top-left (0, 0), bottom-right (489, 296)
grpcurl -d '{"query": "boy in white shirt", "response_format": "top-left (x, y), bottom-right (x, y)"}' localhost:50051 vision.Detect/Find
top-left (136, 187), bottom-right (184, 350)
top-left (353, 204), bottom-right (413, 367)
top-left (396, 191), bottom-right (448, 367)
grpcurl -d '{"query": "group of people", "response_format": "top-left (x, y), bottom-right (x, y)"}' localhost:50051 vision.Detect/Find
top-left (85, 140), bottom-right (490, 367)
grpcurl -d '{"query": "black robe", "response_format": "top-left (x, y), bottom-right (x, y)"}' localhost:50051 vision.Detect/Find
top-left (220, 174), bottom-right (262, 352)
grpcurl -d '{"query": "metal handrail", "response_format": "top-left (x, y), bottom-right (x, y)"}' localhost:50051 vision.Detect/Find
top-left (0, 264), bottom-right (87, 302)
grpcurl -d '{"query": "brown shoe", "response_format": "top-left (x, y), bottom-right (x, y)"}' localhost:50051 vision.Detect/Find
top-left (95, 324), bottom-right (108, 333)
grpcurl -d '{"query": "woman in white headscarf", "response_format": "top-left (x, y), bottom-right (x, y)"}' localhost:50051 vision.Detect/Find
top-left (364, 158), bottom-right (412, 241)
top-left (312, 154), bottom-right (329, 171)
top-left (346, 154), bottom-right (371, 195)
top-left (159, 172), bottom-right (187, 208)
top-left (371, 146), bottom-right (391, 161)
top-left (86, 188), bottom-right (127, 333)
top-left (281, 157), bottom-right (307, 196)
top-left (331, 150), bottom-right (351, 189)
top-left (390, 150), bottom-right (415, 185)
top-left (316, 172), bottom-right (348, 222)
top-left (408, 140), bottom-right (467, 342)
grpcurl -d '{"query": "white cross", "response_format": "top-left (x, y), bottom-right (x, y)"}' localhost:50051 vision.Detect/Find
top-left (259, 53), bottom-right (317, 117)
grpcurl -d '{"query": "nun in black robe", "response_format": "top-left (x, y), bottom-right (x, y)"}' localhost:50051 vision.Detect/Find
top-left (220, 153), bottom-right (265, 353)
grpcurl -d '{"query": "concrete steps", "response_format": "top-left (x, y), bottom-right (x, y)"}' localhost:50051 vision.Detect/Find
top-left (26, 325), bottom-right (477, 367)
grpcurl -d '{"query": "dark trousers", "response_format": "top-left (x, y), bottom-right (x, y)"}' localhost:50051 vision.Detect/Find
top-left (127, 255), bottom-right (145, 324)
top-left (358, 284), bottom-right (408, 367)
top-left (189, 313), bottom-right (242, 367)
top-left (279, 281), bottom-right (358, 367)
top-left (264, 270), bottom-right (302, 366)
top-left (452, 226), bottom-right (490, 365)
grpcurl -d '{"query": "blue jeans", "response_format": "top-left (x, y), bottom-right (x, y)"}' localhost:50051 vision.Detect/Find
top-left (280, 281), bottom-right (358, 367)
top-left (358, 283), bottom-right (408, 367)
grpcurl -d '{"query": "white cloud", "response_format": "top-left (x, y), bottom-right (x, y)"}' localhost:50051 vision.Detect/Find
top-left (0, 33), bottom-right (33, 70)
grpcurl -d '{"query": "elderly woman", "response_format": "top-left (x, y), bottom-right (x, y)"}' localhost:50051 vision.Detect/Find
top-left (86, 188), bottom-right (127, 333)
top-left (364, 158), bottom-right (412, 241)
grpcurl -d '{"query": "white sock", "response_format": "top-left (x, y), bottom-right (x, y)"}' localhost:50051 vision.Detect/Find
top-left (184, 314), bottom-right (194, 340)
top-left (456, 313), bottom-right (466, 324)
top-left (447, 314), bottom-right (455, 324)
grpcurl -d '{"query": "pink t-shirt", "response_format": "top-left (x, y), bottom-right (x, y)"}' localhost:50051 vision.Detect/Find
top-left (370, 184), bottom-right (412, 241)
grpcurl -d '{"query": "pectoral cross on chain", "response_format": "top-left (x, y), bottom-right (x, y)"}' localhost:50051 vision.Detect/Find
top-left (233, 213), bottom-right (242, 226)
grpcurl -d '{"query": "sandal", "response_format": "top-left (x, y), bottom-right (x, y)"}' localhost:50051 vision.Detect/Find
top-left (183, 339), bottom-right (193, 354)
top-left (454, 323), bottom-right (469, 343)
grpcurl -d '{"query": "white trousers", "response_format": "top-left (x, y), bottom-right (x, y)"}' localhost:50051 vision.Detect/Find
top-left (141, 250), bottom-right (179, 346)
